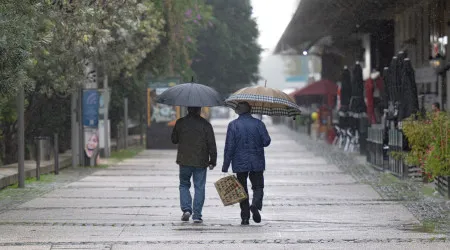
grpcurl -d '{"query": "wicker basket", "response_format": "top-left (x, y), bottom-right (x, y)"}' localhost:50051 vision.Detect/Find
top-left (214, 175), bottom-right (248, 206)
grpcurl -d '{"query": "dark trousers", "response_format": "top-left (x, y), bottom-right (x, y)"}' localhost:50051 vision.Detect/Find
top-left (236, 171), bottom-right (264, 220)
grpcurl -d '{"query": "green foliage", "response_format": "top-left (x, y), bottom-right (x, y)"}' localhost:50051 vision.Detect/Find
top-left (1, 0), bottom-right (167, 165)
top-left (27, 0), bottom-right (165, 95)
top-left (0, 0), bottom-right (263, 166)
top-left (116, 0), bottom-right (214, 132)
top-left (191, 0), bottom-right (262, 94)
top-left (0, 0), bottom-right (36, 97)
top-left (0, 97), bottom-right (18, 164)
top-left (7, 174), bottom-right (54, 189)
top-left (402, 112), bottom-right (450, 177)
top-left (137, 0), bottom-right (214, 79)
top-left (111, 147), bottom-right (143, 161)
top-left (0, 97), bottom-right (17, 125)
top-left (401, 115), bottom-right (432, 166)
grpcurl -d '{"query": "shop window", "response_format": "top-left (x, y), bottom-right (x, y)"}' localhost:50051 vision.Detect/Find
top-left (429, 0), bottom-right (447, 60)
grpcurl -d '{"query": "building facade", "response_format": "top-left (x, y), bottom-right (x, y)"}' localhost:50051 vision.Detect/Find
top-left (275, 0), bottom-right (450, 111)
top-left (393, 0), bottom-right (449, 110)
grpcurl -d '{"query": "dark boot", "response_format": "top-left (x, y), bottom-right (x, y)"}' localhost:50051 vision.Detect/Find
top-left (241, 218), bottom-right (250, 225)
top-left (250, 205), bottom-right (261, 223)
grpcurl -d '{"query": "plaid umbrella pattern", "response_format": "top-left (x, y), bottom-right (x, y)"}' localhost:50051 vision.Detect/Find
top-left (225, 86), bottom-right (301, 117)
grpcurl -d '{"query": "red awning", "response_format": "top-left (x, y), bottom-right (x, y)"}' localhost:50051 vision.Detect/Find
top-left (290, 79), bottom-right (337, 97)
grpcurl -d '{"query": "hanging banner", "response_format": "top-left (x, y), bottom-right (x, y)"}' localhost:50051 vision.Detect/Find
top-left (82, 90), bottom-right (100, 127)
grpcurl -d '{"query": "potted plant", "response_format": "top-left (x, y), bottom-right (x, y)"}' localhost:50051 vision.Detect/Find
top-left (402, 112), bottom-right (450, 194)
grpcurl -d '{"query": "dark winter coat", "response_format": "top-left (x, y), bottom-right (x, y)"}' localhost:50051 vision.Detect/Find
top-left (222, 113), bottom-right (271, 173)
top-left (171, 113), bottom-right (217, 168)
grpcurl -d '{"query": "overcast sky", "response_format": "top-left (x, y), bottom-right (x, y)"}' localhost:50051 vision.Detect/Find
top-left (251, 0), bottom-right (298, 58)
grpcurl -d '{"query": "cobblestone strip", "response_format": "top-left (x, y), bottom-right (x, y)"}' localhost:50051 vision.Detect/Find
top-left (1, 237), bottom-right (449, 247)
top-left (285, 127), bottom-right (450, 233)
top-left (0, 221), bottom-right (402, 229)
top-left (6, 202), bottom-right (402, 211)
top-left (39, 196), bottom-right (404, 202)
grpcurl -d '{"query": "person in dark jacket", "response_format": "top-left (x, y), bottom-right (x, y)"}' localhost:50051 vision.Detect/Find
top-left (222, 102), bottom-right (271, 225)
top-left (172, 107), bottom-right (217, 223)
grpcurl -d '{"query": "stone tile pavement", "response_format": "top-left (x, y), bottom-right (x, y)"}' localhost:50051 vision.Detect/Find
top-left (0, 119), bottom-right (448, 249)
top-left (286, 127), bottom-right (450, 233)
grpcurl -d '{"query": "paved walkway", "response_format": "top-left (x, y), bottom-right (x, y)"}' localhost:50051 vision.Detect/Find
top-left (0, 119), bottom-right (448, 249)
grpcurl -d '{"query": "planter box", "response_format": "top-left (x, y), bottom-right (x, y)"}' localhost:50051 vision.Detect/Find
top-left (436, 176), bottom-right (450, 199)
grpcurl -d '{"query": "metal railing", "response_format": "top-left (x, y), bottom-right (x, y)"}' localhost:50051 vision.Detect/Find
top-left (436, 176), bottom-right (450, 199)
top-left (366, 126), bottom-right (385, 170)
top-left (387, 129), bottom-right (421, 179)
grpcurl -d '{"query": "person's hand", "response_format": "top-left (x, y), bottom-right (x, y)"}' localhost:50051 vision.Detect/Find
top-left (208, 165), bottom-right (215, 170)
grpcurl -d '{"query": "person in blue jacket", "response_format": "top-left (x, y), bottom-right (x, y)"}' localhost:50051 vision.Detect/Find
top-left (222, 102), bottom-right (271, 225)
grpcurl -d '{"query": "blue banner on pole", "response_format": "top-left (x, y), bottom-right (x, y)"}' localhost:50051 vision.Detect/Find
top-left (82, 90), bottom-right (99, 127)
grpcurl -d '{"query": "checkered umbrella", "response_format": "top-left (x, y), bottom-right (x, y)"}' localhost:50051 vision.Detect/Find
top-left (225, 86), bottom-right (302, 117)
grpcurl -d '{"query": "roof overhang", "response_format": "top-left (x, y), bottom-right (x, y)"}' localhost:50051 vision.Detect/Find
top-left (274, 0), bottom-right (422, 54)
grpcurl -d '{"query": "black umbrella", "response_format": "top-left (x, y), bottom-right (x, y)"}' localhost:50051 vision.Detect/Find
top-left (338, 67), bottom-right (352, 129)
top-left (156, 82), bottom-right (223, 107)
top-left (382, 67), bottom-right (390, 109)
top-left (399, 58), bottom-right (419, 120)
top-left (349, 62), bottom-right (367, 116)
top-left (389, 56), bottom-right (399, 103)
top-left (340, 67), bottom-right (352, 107)
top-left (397, 51), bottom-right (407, 102)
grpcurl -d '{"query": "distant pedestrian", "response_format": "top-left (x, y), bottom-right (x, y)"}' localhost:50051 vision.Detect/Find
top-left (432, 102), bottom-right (440, 113)
top-left (222, 102), bottom-right (271, 225)
top-left (172, 107), bottom-right (217, 223)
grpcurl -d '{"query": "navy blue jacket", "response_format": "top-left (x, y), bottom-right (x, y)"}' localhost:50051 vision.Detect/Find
top-left (222, 114), bottom-right (271, 173)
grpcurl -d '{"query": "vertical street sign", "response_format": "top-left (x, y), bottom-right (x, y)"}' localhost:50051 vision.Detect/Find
top-left (82, 90), bottom-right (100, 127)
top-left (82, 89), bottom-right (99, 166)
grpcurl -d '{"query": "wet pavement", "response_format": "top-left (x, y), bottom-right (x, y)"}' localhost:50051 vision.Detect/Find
top-left (0, 119), bottom-right (449, 249)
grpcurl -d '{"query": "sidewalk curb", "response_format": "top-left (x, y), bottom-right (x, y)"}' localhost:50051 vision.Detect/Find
top-left (0, 154), bottom-right (72, 189)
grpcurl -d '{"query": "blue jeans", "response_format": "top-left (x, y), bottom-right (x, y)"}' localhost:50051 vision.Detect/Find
top-left (179, 166), bottom-right (207, 220)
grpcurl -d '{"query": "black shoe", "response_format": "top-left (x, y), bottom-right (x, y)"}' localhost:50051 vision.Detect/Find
top-left (181, 211), bottom-right (191, 222)
top-left (193, 218), bottom-right (203, 224)
top-left (241, 219), bottom-right (249, 225)
top-left (250, 206), bottom-right (261, 223)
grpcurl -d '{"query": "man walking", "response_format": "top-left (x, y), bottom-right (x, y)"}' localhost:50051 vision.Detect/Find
top-left (222, 102), bottom-right (271, 225)
top-left (172, 107), bottom-right (217, 223)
